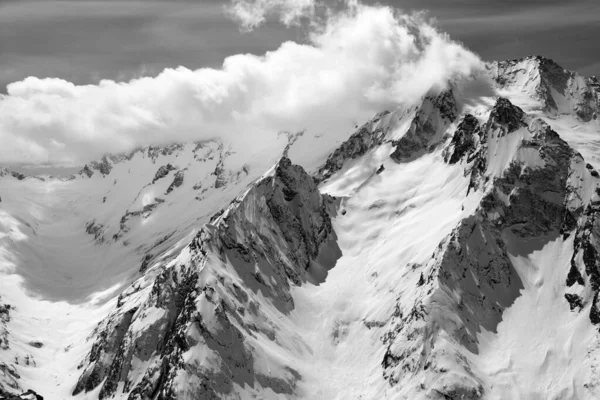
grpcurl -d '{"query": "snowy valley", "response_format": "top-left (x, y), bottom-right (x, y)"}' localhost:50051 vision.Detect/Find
top-left (2, 56), bottom-right (600, 400)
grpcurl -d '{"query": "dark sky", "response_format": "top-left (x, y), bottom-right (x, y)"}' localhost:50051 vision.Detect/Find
top-left (0, 0), bottom-right (599, 92)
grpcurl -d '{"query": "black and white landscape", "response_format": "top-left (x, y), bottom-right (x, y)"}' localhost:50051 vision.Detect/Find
top-left (1, 1), bottom-right (600, 399)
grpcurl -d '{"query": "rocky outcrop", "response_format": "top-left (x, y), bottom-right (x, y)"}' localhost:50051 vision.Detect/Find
top-left (113, 198), bottom-right (166, 241)
top-left (0, 298), bottom-right (20, 397)
top-left (90, 156), bottom-right (113, 176)
top-left (152, 164), bottom-right (176, 184)
top-left (212, 143), bottom-right (231, 189)
top-left (0, 300), bottom-right (10, 351)
top-left (165, 170), bottom-right (184, 194)
top-left (85, 220), bottom-right (106, 244)
top-left (79, 155), bottom-right (120, 177)
top-left (77, 144), bottom-right (190, 179)
top-left (73, 156), bottom-right (340, 399)
top-left (148, 144), bottom-right (185, 163)
top-left (73, 307), bottom-right (138, 396)
top-left (443, 114), bottom-right (482, 164)
top-left (565, 184), bottom-right (600, 321)
top-left (485, 97), bottom-right (527, 136)
top-left (0, 389), bottom-right (43, 400)
top-left (0, 169), bottom-right (26, 181)
top-left (79, 158), bottom-right (108, 177)
top-left (390, 89), bottom-right (458, 162)
top-left (139, 254), bottom-right (154, 273)
top-left (314, 111), bottom-right (390, 183)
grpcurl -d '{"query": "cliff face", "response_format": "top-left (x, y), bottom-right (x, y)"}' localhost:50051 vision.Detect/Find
top-left (390, 89), bottom-right (458, 162)
top-left (72, 157), bottom-right (340, 399)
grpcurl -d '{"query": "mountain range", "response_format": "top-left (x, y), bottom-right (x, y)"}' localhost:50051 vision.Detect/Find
top-left (1, 55), bottom-right (600, 399)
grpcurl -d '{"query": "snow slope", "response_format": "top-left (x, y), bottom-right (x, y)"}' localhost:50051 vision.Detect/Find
top-left (0, 140), bottom-right (292, 397)
top-left (1, 56), bottom-right (600, 399)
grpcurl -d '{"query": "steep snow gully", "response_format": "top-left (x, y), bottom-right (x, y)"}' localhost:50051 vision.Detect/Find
top-left (2, 56), bottom-right (600, 399)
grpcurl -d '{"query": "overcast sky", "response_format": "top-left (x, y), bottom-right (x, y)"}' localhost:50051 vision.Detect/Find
top-left (1, 0), bottom-right (599, 93)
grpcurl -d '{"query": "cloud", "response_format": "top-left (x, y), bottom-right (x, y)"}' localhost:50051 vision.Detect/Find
top-left (226, 0), bottom-right (316, 31)
top-left (0, 2), bottom-right (483, 166)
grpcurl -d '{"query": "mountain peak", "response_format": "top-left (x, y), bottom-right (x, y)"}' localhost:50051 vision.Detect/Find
top-left (493, 56), bottom-right (600, 121)
top-left (390, 88), bottom-right (458, 162)
top-left (71, 156), bottom-right (339, 398)
top-left (486, 97), bottom-right (528, 136)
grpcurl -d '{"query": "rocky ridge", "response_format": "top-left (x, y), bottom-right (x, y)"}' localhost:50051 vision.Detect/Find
top-left (390, 89), bottom-right (458, 162)
top-left (380, 97), bottom-right (600, 398)
top-left (72, 156), bottom-right (339, 399)
top-left (314, 88), bottom-right (459, 184)
top-left (314, 111), bottom-right (392, 183)
top-left (492, 55), bottom-right (600, 121)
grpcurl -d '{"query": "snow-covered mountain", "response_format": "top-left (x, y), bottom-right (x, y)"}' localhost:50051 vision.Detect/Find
top-left (2, 55), bottom-right (600, 399)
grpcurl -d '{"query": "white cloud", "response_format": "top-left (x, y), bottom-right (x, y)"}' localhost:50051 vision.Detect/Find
top-left (226, 0), bottom-right (316, 31)
top-left (0, 3), bottom-right (483, 165)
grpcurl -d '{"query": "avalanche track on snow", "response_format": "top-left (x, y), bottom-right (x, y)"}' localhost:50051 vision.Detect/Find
top-left (2, 56), bottom-right (600, 400)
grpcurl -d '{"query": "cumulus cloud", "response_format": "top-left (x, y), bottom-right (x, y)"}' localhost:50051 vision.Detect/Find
top-left (0, 2), bottom-right (483, 165)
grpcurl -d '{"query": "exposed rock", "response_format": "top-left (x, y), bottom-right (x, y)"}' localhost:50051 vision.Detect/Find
top-left (73, 307), bottom-right (139, 396)
top-left (79, 165), bottom-right (94, 178)
top-left (89, 156), bottom-right (113, 176)
top-left (148, 143), bottom-right (184, 162)
top-left (212, 145), bottom-right (229, 189)
top-left (443, 114), bottom-right (482, 164)
top-left (114, 198), bottom-right (166, 241)
top-left (77, 145), bottom-right (182, 179)
top-left (279, 130), bottom-right (305, 157)
top-left (0, 300), bottom-right (11, 351)
top-left (85, 220), bottom-right (105, 244)
top-left (10, 172), bottom-right (25, 181)
top-left (0, 388), bottom-right (43, 400)
top-left (165, 170), bottom-right (184, 194)
top-left (485, 97), bottom-right (527, 137)
top-left (390, 89), bottom-right (458, 162)
top-left (139, 254), bottom-right (153, 273)
top-left (565, 191), bottom-right (600, 325)
top-left (78, 156), bottom-right (113, 177)
top-left (0, 362), bottom-right (19, 393)
top-left (382, 97), bottom-right (592, 397)
top-left (0, 169), bottom-right (26, 181)
top-left (73, 156), bottom-right (339, 398)
top-left (314, 111), bottom-right (390, 183)
top-left (152, 164), bottom-right (176, 184)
